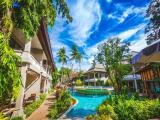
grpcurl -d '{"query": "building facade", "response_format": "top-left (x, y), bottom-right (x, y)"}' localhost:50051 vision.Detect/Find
top-left (11, 19), bottom-right (55, 117)
top-left (132, 41), bottom-right (160, 97)
top-left (84, 64), bottom-right (107, 86)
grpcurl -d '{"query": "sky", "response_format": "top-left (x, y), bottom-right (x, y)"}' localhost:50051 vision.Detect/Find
top-left (48, 0), bottom-right (150, 71)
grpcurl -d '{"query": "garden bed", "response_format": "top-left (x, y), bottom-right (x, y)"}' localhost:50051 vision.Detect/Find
top-left (48, 89), bottom-right (74, 119)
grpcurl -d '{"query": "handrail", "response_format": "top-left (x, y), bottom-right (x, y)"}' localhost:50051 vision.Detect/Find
top-left (25, 76), bottom-right (40, 93)
top-left (29, 53), bottom-right (41, 66)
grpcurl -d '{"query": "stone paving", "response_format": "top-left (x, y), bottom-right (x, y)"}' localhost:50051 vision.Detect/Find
top-left (26, 93), bottom-right (56, 120)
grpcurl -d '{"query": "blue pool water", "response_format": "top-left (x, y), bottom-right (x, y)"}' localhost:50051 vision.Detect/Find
top-left (66, 91), bottom-right (108, 119)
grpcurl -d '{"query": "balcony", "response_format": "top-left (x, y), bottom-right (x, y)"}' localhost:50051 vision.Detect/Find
top-left (15, 50), bottom-right (52, 79)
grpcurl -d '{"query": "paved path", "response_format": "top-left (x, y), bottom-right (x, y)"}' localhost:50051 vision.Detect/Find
top-left (26, 93), bottom-right (56, 120)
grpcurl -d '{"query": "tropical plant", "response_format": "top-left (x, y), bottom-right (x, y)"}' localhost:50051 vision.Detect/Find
top-left (59, 67), bottom-right (72, 82)
top-left (70, 45), bottom-right (79, 69)
top-left (89, 95), bottom-right (160, 120)
top-left (49, 90), bottom-right (72, 119)
top-left (52, 69), bottom-right (61, 86)
top-left (57, 47), bottom-right (68, 68)
top-left (145, 0), bottom-right (160, 44)
top-left (57, 47), bottom-right (68, 82)
top-left (0, 112), bottom-right (8, 120)
top-left (70, 44), bottom-right (83, 71)
top-left (0, 33), bottom-right (21, 106)
top-left (76, 79), bottom-right (83, 86)
top-left (11, 116), bottom-right (23, 120)
top-left (96, 38), bottom-right (130, 93)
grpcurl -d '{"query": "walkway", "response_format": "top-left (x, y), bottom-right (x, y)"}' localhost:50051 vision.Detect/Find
top-left (27, 93), bottom-right (56, 120)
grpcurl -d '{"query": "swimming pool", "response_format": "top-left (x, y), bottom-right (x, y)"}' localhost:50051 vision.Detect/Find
top-left (66, 91), bottom-right (108, 119)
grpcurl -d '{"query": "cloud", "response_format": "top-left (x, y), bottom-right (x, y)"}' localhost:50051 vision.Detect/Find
top-left (108, 5), bottom-right (147, 23)
top-left (68, 0), bottom-right (102, 46)
top-left (130, 34), bottom-right (147, 52)
top-left (117, 24), bottom-right (146, 41)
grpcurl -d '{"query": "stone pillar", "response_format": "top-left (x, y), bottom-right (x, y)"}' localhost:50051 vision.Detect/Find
top-left (12, 65), bottom-right (28, 118)
top-left (38, 73), bottom-right (42, 97)
top-left (12, 40), bottom-right (31, 118)
top-left (43, 78), bottom-right (47, 93)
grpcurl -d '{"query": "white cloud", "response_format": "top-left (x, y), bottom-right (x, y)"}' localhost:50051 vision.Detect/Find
top-left (117, 24), bottom-right (146, 41)
top-left (130, 34), bottom-right (147, 52)
top-left (68, 0), bottom-right (102, 46)
top-left (108, 5), bottom-right (147, 23)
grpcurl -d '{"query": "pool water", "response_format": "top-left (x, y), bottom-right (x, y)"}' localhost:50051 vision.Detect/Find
top-left (66, 91), bottom-right (108, 119)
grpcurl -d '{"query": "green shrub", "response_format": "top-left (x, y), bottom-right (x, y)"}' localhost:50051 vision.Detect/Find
top-left (86, 114), bottom-right (112, 120)
top-left (76, 79), bottom-right (83, 86)
top-left (97, 104), bottom-right (117, 120)
top-left (24, 94), bottom-right (46, 117)
top-left (48, 105), bottom-right (58, 119)
top-left (89, 94), bottom-right (160, 120)
top-left (0, 113), bottom-right (8, 120)
top-left (49, 90), bottom-right (72, 119)
top-left (115, 99), bottom-right (160, 120)
top-left (11, 116), bottom-right (23, 120)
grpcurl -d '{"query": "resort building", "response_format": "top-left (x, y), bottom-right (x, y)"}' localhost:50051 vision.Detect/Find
top-left (84, 64), bottom-right (107, 86)
top-left (123, 74), bottom-right (143, 92)
top-left (10, 19), bottom-right (55, 117)
top-left (132, 41), bottom-right (160, 97)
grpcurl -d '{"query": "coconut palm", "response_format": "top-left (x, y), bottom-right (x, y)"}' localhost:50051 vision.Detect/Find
top-left (70, 44), bottom-right (79, 70)
top-left (77, 53), bottom-right (83, 71)
top-left (57, 47), bottom-right (68, 82)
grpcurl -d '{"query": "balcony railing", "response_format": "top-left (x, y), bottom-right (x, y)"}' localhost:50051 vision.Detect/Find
top-left (15, 50), bottom-right (52, 79)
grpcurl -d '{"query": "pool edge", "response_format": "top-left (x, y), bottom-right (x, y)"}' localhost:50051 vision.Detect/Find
top-left (58, 96), bottom-right (79, 120)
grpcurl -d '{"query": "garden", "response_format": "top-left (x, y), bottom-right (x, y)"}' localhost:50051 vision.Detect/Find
top-left (87, 94), bottom-right (160, 120)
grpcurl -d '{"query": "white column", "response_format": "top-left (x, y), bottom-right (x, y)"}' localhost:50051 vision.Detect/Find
top-left (12, 40), bottom-right (31, 118)
top-left (24, 41), bottom-right (31, 52)
top-left (12, 65), bottom-right (28, 118)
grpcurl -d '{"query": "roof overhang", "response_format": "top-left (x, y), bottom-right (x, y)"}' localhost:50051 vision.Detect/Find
top-left (37, 19), bottom-right (56, 71)
top-left (132, 40), bottom-right (160, 65)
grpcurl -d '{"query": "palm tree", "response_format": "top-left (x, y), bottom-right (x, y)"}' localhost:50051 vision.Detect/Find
top-left (57, 47), bottom-right (68, 82)
top-left (77, 53), bottom-right (83, 71)
top-left (70, 44), bottom-right (79, 70)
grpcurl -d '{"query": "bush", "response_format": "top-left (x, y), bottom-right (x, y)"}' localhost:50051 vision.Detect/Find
top-left (76, 79), bottom-right (83, 86)
top-left (97, 104), bottom-right (117, 120)
top-left (88, 95), bottom-right (160, 120)
top-left (0, 113), bottom-right (8, 120)
top-left (24, 94), bottom-right (46, 117)
top-left (86, 114), bottom-right (112, 120)
top-left (49, 90), bottom-right (72, 119)
top-left (11, 116), bottom-right (23, 120)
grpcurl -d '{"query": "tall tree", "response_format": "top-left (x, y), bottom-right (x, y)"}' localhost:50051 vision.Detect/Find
top-left (145, 0), bottom-right (160, 44)
top-left (70, 44), bottom-right (79, 70)
top-left (96, 38), bottom-right (130, 93)
top-left (77, 53), bottom-right (83, 71)
top-left (57, 47), bottom-right (68, 82)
